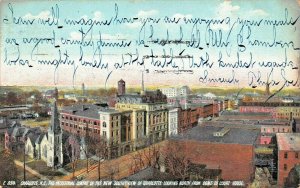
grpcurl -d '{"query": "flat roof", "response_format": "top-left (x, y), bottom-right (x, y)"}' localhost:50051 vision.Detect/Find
top-left (276, 133), bottom-right (300, 151)
top-left (171, 126), bottom-right (259, 145)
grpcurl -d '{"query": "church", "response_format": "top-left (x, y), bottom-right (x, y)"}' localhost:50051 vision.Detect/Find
top-left (4, 100), bottom-right (88, 168)
top-left (24, 101), bottom-right (85, 168)
top-left (25, 101), bottom-right (64, 167)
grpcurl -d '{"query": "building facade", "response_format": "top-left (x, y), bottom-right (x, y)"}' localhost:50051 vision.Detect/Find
top-left (240, 101), bottom-right (300, 120)
top-left (161, 86), bottom-right (190, 98)
top-left (167, 126), bottom-right (259, 184)
top-left (168, 107), bottom-right (179, 136)
top-left (115, 90), bottom-right (169, 144)
top-left (60, 104), bottom-right (105, 140)
top-left (277, 133), bottom-right (300, 187)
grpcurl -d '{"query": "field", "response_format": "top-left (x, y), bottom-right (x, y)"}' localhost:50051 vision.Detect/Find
top-left (21, 119), bottom-right (50, 128)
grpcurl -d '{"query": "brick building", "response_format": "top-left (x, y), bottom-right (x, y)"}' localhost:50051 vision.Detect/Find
top-left (276, 133), bottom-right (300, 187)
top-left (60, 103), bottom-right (107, 140)
top-left (118, 79), bottom-right (126, 95)
top-left (168, 102), bottom-right (223, 135)
top-left (167, 126), bottom-right (259, 184)
top-left (240, 101), bottom-right (300, 120)
top-left (260, 121), bottom-right (292, 145)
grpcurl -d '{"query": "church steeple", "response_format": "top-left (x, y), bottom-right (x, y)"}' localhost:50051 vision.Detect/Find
top-left (47, 100), bottom-right (63, 168)
top-left (49, 101), bottom-right (61, 134)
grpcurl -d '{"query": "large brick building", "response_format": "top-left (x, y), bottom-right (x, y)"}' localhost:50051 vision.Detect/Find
top-left (240, 101), bottom-right (300, 120)
top-left (60, 103), bottom-right (107, 140)
top-left (167, 126), bottom-right (259, 185)
top-left (276, 133), bottom-right (300, 187)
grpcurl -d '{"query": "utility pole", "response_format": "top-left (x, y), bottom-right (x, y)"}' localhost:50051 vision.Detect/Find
top-left (85, 121), bottom-right (89, 173)
top-left (23, 141), bottom-right (26, 181)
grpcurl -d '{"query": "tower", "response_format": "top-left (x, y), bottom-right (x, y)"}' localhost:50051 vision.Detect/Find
top-left (47, 101), bottom-right (63, 168)
top-left (118, 79), bottom-right (125, 95)
top-left (265, 82), bottom-right (270, 96)
top-left (54, 87), bottom-right (58, 100)
top-left (141, 71), bottom-right (144, 94)
top-left (82, 83), bottom-right (86, 96)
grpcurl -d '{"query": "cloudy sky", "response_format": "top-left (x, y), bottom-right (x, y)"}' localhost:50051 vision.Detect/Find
top-left (0, 0), bottom-right (300, 89)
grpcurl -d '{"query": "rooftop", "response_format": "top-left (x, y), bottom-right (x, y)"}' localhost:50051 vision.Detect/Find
top-left (276, 133), bottom-right (300, 151)
top-left (61, 103), bottom-right (108, 119)
top-left (171, 126), bottom-right (259, 145)
top-left (117, 90), bottom-right (167, 104)
top-left (240, 101), bottom-right (300, 107)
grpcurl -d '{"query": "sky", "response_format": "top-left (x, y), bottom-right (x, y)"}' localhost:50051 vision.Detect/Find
top-left (0, 0), bottom-right (300, 89)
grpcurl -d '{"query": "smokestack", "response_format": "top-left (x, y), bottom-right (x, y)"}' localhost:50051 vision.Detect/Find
top-left (142, 71), bottom-right (144, 94)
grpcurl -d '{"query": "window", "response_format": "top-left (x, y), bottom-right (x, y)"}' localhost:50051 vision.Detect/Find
top-left (43, 146), bottom-right (47, 158)
top-left (296, 152), bottom-right (298, 159)
top-left (284, 152), bottom-right (288, 159)
top-left (103, 122), bottom-right (107, 128)
top-left (103, 131), bottom-right (106, 136)
top-left (284, 164), bottom-right (287, 171)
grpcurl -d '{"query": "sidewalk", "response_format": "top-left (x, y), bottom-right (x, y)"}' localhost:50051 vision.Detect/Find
top-left (14, 160), bottom-right (49, 180)
top-left (57, 168), bottom-right (71, 176)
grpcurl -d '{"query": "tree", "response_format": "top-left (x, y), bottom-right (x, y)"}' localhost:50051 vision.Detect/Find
top-left (6, 92), bottom-right (19, 105)
top-left (0, 149), bottom-right (17, 184)
top-left (161, 141), bottom-right (191, 180)
top-left (285, 165), bottom-right (300, 188)
top-left (94, 137), bottom-right (108, 181)
top-left (64, 135), bottom-right (80, 179)
top-left (129, 137), bottom-right (161, 174)
top-left (81, 124), bottom-right (98, 173)
top-left (104, 162), bottom-right (120, 188)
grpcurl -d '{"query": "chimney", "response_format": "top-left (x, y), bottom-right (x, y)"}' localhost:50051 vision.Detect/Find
top-left (141, 71), bottom-right (145, 95)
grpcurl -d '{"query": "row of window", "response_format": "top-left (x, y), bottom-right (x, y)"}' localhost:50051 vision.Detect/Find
top-left (284, 152), bottom-right (298, 159)
top-left (62, 122), bottom-right (100, 133)
top-left (262, 127), bottom-right (290, 133)
top-left (277, 113), bottom-right (300, 117)
top-left (61, 115), bottom-right (99, 125)
top-left (152, 124), bottom-right (167, 131)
